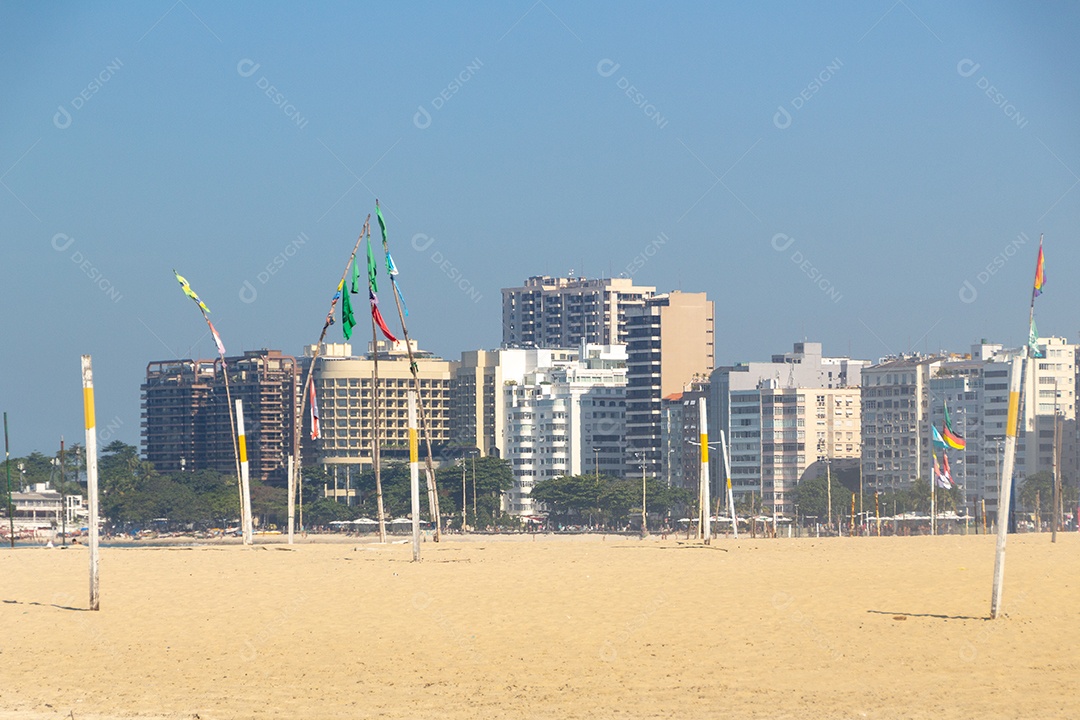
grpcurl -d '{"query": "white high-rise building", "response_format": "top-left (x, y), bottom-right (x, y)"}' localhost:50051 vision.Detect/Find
top-left (501, 276), bottom-right (655, 348)
top-left (503, 345), bottom-right (627, 517)
top-left (452, 347), bottom-right (580, 457)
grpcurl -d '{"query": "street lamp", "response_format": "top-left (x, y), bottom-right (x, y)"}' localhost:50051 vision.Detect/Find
top-left (635, 451), bottom-right (648, 539)
top-left (471, 451), bottom-right (478, 527)
top-left (460, 453), bottom-right (467, 532)
top-left (825, 457), bottom-right (833, 534)
top-left (592, 447), bottom-right (601, 529)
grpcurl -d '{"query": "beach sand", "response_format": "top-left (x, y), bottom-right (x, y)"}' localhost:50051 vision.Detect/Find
top-left (1, 532), bottom-right (1077, 719)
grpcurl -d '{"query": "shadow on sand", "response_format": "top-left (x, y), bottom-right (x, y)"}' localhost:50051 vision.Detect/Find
top-left (867, 609), bottom-right (988, 621)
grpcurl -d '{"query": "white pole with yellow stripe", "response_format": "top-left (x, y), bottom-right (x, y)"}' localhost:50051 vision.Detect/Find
top-left (408, 390), bottom-right (421, 562)
top-left (80, 355), bottom-right (100, 611)
top-left (720, 429), bottom-right (738, 540)
top-left (991, 355), bottom-right (1023, 619)
top-left (236, 398), bottom-right (253, 546)
top-left (698, 398), bottom-right (711, 544)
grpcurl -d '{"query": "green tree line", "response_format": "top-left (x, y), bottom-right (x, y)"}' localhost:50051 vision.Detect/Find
top-left (529, 473), bottom-right (691, 529)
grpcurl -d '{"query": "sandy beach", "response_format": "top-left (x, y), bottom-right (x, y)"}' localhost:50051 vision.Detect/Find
top-left (1, 532), bottom-right (1077, 720)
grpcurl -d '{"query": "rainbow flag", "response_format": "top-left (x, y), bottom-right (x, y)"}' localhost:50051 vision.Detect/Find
top-left (1033, 240), bottom-right (1045, 296)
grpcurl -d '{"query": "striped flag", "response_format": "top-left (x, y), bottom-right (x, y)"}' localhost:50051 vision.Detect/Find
top-left (208, 320), bottom-right (226, 357)
top-left (309, 381), bottom-right (321, 440)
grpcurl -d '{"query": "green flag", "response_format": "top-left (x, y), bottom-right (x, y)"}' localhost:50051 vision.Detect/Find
top-left (376, 201), bottom-right (388, 245)
top-left (1029, 318), bottom-right (1043, 358)
top-left (366, 231), bottom-right (378, 293)
top-left (342, 282), bottom-right (356, 340)
top-left (350, 256), bottom-right (361, 294)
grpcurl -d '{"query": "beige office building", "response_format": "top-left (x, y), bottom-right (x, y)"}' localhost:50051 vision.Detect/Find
top-left (625, 291), bottom-right (715, 479)
top-left (302, 342), bottom-right (455, 501)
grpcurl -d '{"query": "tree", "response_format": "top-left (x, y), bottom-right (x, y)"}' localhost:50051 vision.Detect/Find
top-left (1019, 471), bottom-right (1078, 513)
top-left (531, 473), bottom-right (609, 524)
top-left (435, 456), bottom-right (515, 527)
top-left (304, 497), bottom-right (353, 527)
top-left (530, 473), bottom-right (689, 529)
top-left (791, 473), bottom-right (851, 522)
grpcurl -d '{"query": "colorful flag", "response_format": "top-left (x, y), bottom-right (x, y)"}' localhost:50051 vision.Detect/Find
top-left (1033, 240), bottom-right (1045, 297)
top-left (370, 291), bottom-right (398, 343)
top-left (932, 425), bottom-right (946, 449)
top-left (940, 451), bottom-right (954, 489)
top-left (173, 270), bottom-right (210, 314)
top-left (366, 230), bottom-right (378, 293)
top-left (941, 425), bottom-right (965, 451)
top-left (341, 281), bottom-right (356, 340)
top-left (208, 320), bottom-right (227, 357)
top-left (942, 401), bottom-right (966, 450)
top-left (309, 381), bottom-right (321, 440)
top-left (1029, 318), bottom-right (1044, 358)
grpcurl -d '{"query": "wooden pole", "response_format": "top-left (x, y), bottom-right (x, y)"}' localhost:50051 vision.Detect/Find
top-left (287, 454), bottom-right (295, 544)
top-left (1052, 406), bottom-right (1060, 543)
top-left (408, 390), bottom-right (421, 561)
top-left (80, 356), bottom-right (100, 611)
top-left (235, 399), bottom-right (253, 545)
top-left (858, 456), bottom-right (864, 536)
top-left (931, 462), bottom-right (936, 536)
top-left (875, 491), bottom-right (880, 537)
top-left (991, 355), bottom-right (1024, 619)
top-left (60, 438), bottom-right (67, 547)
top-left (371, 311), bottom-right (387, 544)
top-left (850, 492), bottom-right (855, 537)
top-left (826, 459), bottom-right (832, 534)
top-left (4, 413), bottom-right (14, 548)
top-left (641, 453), bottom-right (648, 539)
top-left (719, 429), bottom-right (737, 539)
top-left (378, 199), bottom-right (442, 540)
top-left (290, 218), bottom-right (370, 546)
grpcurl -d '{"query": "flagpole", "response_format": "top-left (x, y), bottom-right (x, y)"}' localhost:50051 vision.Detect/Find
top-left (216, 352), bottom-right (245, 544)
top-left (289, 217), bottom-right (370, 543)
top-left (719, 429), bottom-right (737, 539)
top-left (173, 272), bottom-right (245, 541)
top-left (930, 444), bottom-right (936, 537)
top-left (991, 237), bottom-right (1044, 617)
top-left (4, 413), bottom-right (14, 548)
top-left (376, 200), bottom-right (443, 541)
top-left (80, 356), bottom-right (101, 611)
top-left (991, 355), bottom-right (1023, 618)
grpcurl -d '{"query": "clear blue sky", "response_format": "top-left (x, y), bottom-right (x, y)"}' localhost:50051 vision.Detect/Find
top-left (2, 1), bottom-right (1078, 455)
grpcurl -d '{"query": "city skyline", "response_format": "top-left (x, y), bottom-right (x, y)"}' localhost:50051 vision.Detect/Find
top-left (3, 3), bottom-right (1079, 454)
